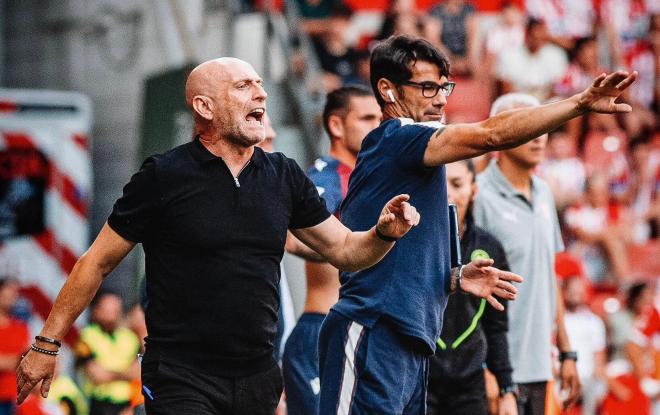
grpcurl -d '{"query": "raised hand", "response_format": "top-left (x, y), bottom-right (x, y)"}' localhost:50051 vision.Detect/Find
top-left (459, 258), bottom-right (523, 311)
top-left (577, 71), bottom-right (638, 114)
top-left (376, 194), bottom-right (420, 240)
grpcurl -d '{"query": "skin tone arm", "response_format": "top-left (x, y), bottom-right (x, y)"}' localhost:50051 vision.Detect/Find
top-left (291, 194), bottom-right (420, 272)
top-left (556, 289), bottom-right (581, 409)
top-left (285, 231), bottom-right (325, 262)
top-left (423, 71), bottom-right (638, 166)
top-left (16, 224), bottom-right (135, 404)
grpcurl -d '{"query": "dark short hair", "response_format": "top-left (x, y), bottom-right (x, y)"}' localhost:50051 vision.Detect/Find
top-left (370, 35), bottom-right (450, 108)
top-left (322, 85), bottom-right (373, 138)
top-left (626, 282), bottom-right (648, 310)
top-left (525, 17), bottom-right (546, 35)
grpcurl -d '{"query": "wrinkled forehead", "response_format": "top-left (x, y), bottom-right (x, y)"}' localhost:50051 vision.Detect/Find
top-left (409, 60), bottom-right (447, 82)
top-left (220, 60), bottom-right (261, 83)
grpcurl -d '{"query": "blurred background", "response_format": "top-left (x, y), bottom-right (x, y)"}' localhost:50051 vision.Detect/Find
top-left (0, 0), bottom-right (658, 414)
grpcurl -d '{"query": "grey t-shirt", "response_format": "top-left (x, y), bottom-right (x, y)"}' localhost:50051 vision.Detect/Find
top-left (474, 160), bottom-right (564, 383)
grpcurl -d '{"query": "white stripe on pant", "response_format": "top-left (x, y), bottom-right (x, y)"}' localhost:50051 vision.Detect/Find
top-left (337, 321), bottom-right (365, 415)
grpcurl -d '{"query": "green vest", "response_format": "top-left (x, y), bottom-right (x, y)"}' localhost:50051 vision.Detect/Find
top-left (80, 324), bottom-right (139, 403)
top-left (47, 376), bottom-right (89, 415)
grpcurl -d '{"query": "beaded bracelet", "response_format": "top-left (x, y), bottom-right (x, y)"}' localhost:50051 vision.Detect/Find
top-left (30, 343), bottom-right (59, 356)
top-left (35, 335), bottom-right (62, 348)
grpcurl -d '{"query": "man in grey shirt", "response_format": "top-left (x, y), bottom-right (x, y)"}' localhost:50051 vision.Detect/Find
top-left (474, 93), bottom-right (580, 415)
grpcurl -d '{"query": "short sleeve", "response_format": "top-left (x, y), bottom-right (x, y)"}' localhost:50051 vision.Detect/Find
top-left (289, 159), bottom-right (332, 229)
top-left (386, 123), bottom-right (438, 171)
top-left (308, 164), bottom-right (342, 214)
top-left (107, 157), bottom-right (160, 243)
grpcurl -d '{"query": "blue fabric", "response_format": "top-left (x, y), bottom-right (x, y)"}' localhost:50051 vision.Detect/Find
top-left (333, 118), bottom-right (451, 352)
top-left (318, 311), bottom-right (428, 414)
top-left (307, 156), bottom-right (344, 215)
top-left (0, 402), bottom-right (15, 415)
top-left (282, 313), bottom-right (326, 415)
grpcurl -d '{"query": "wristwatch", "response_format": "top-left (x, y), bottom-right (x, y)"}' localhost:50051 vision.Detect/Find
top-left (559, 350), bottom-right (578, 362)
top-left (500, 384), bottom-right (519, 399)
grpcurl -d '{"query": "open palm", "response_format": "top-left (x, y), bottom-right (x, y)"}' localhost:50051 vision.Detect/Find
top-left (578, 71), bottom-right (637, 114)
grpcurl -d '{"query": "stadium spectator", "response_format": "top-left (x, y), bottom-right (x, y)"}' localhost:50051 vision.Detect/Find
top-left (601, 282), bottom-right (656, 415)
top-left (75, 292), bottom-right (140, 415)
top-left (310, 5), bottom-right (360, 91)
top-left (427, 159), bottom-right (515, 415)
top-left (538, 126), bottom-right (587, 210)
top-left (496, 18), bottom-right (568, 101)
top-left (525, 0), bottom-right (597, 49)
top-left (564, 174), bottom-right (631, 282)
top-left (0, 278), bottom-right (29, 415)
top-left (377, 0), bottom-right (428, 40)
top-left (554, 37), bottom-right (606, 98)
top-left (562, 276), bottom-right (607, 415)
top-left (427, 0), bottom-right (477, 76)
top-left (626, 297), bottom-right (659, 411)
top-left (484, 2), bottom-right (525, 78)
top-left (16, 57), bottom-right (420, 415)
top-left (283, 86), bottom-right (382, 415)
top-left (615, 133), bottom-right (660, 243)
top-left (620, 13), bottom-right (658, 138)
top-left (474, 93), bottom-right (580, 414)
top-left (600, 0), bottom-right (658, 68)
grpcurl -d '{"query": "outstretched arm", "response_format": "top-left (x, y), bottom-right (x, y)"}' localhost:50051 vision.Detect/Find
top-left (424, 71), bottom-right (638, 166)
top-left (16, 224), bottom-right (135, 404)
top-left (291, 194), bottom-right (420, 272)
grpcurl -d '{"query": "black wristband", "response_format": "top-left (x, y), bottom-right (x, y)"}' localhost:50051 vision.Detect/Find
top-left (375, 227), bottom-right (398, 242)
top-left (559, 351), bottom-right (578, 362)
top-left (35, 335), bottom-right (62, 348)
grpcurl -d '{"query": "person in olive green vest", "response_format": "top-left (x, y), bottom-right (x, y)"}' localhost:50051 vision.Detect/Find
top-left (75, 292), bottom-right (140, 415)
top-left (48, 374), bottom-right (89, 415)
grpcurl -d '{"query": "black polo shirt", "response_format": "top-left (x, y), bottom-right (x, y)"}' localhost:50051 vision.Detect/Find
top-left (107, 138), bottom-right (330, 376)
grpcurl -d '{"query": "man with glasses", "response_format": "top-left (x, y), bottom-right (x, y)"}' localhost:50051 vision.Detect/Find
top-left (318, 34), bottom-right (637, 414)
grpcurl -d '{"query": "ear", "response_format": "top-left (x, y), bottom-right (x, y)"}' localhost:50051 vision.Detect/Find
top-left (377, 78), bottom-right (397, 104)
top-left (192, 95), bottom-right (214, 121)
top-left (327, 114), bottom-right (345, 140)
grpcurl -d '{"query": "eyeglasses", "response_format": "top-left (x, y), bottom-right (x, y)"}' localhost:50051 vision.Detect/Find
top-left (400, 81), bottom-right (456, 98)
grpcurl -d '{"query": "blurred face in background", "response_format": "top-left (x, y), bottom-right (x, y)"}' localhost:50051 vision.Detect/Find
top-left (547, 131), bottom-right (576, 160)
top-left (330, 95), bottom-right (381, 155)
top-left (0, 279), bottom-right (19, 314)
top-left (501, 134), bottom-right (548, 170)
top-left (446, 161), bottom-right (476, 227)
top-left (585, 175), bottom-right (610, 208)
top-left (92, 294), bottom-right (123, 333)
top-left (563, 277), bottom-right (587, 311)
top-left (575, 39), bottom-right (598, 72)
top-left (526, 21), bottom-right (549, 53)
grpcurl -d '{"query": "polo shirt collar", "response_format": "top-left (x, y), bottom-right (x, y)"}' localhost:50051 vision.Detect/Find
top-left (485, 159), bottom-right (538, 200)
top-left (190, 135), bottom-right (265, 168)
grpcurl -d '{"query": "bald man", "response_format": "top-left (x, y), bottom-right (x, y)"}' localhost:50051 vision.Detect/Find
top-left (15, 58), bottom-right (421, 415)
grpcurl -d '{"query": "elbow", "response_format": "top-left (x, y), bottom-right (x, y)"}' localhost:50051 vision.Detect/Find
top-left (75, 252), bottom-right (114, 279)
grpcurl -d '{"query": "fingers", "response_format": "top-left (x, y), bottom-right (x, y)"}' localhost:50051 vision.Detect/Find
top-left (486, 295), bottom-right (504, 311)
top-left (615, 71), bottom-right (637, 90)
top-left (497, 270), bottom-right (523, 283)
top-left (40, 377), bottom-right (52, 398)
top-left (471, 258), bottom-right (494, 268)
top-left (493, 286), bottom-right (516, 300)
top-left (401, 203), bottom-right (420, 226)
top-left (16, 378), bottom-right (36, 405)
top-left (613, 102), bottom-right (633, 113)
top-left (599, 71), bottom-right (627, 88)
top-left (385, 194), bottom-right (410, 209)
top-left (591, 73), bottom-right (606, 88)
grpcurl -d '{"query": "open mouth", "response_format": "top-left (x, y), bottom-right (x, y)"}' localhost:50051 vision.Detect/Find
top-left (246, 108), bottom-right (265, 126)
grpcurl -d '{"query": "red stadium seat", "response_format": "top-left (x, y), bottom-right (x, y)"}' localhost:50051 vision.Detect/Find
top-left (444, 76), bottom-right (492, 123)
top-left (582, 130), bottom-right (628, 175)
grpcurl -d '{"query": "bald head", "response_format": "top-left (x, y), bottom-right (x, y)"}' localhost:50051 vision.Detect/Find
top-left (185, 57), bottom-right (268, 147)
top-left (185, 58), bottom-right (256, 108)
